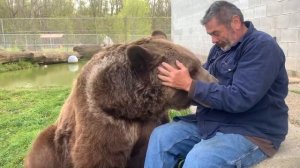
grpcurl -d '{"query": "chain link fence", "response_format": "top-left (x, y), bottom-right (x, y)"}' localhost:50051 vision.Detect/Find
top-left (0, 17), bottom-right (171, 51)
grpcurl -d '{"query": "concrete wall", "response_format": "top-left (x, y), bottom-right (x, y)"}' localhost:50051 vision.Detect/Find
top-left (171, 0), bottom-right (300, 76)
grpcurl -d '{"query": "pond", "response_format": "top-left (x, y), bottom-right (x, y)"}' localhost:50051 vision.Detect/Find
top-left (0, 61), bottom-right (88, 89)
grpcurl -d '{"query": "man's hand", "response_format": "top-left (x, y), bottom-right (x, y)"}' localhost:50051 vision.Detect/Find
top-left (157, 60), bottom-right (193, 92)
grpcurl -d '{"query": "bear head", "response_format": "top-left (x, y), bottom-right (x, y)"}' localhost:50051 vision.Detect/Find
top-left (76, 37), bottom-right (216, 121)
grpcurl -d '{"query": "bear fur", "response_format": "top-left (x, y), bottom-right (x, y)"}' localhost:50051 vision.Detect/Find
top-left (24, 37), bottom-right (216, 168)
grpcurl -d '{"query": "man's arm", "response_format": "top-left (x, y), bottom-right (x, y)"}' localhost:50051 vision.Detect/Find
top-left (157, 60), bottom-right (193, 92)
top-left (195, 40), bottom-right (284, 113)
top-left (158, 39), bottom-right (285, 113)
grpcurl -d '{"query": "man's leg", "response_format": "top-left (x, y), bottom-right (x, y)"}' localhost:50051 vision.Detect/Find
top-left (183, 132), bottom-right (267, 168)
top-left (144, 120), bottom-right (201, 168)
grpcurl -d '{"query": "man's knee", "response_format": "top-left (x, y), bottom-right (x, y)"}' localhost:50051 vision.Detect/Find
top-left (150, 122), bottom-right (177, 141)
top-left (183, 147), bottom-right (229, 168)
top-left (150, 121), bottom-right (195, 145)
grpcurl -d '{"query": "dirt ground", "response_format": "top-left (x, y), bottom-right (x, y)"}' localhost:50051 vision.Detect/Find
top-left (255, 80), bottom-right (300, 168)
top-left (287, 82), bottom-right (300, 127)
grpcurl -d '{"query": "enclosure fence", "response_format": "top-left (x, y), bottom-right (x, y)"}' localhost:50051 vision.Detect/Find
top-left (0, 17), bottom-right (171, 51)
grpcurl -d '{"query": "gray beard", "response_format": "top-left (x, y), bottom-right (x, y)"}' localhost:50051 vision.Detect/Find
top-left (221, 45), bottom-right (232, 52)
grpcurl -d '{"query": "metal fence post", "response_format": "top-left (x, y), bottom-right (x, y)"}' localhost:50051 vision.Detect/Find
top-left (124, 17), bottom-right (127, 42)
top-left (1, 19), bottom-right (6, 48)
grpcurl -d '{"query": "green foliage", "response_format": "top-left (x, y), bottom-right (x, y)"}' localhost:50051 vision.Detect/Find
top-left (3, 47), bottom-right (21, 52)
top-left (169, 109), bottom-right (191, 120)
top-left (0, 0), bottom-right (171, 46)
top-left (113, 0), bottom-right (152, 42)
top-left (76, 0), bottom-right (90, 16)
top-left (0, 0), bottom-right (170, 19)
top-left (0, 61), bottom-right (38, 73)
top-left (290, 89), bottom-right (300, 94)
top-left (148, 0), bottom-right (171, 17)
top-left (0, 87), bottom-right (70, 168)
top-left (49, 0), bottom-right (75, 17)
top-left (0, 2), bottom-right (10, 18)
top-left (0, 0), bottom-right (74, 18)
top-left (118, 0), bottom-right (150, 17)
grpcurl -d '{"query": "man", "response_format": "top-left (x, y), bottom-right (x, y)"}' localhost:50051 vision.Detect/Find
top-left (144, 1), bottom-right (288, 168)
top-left (151, 30), bottom-right (168, 39)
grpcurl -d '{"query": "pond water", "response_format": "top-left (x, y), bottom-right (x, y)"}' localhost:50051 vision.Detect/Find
top-left (0, 61), bottom-right (88, 89)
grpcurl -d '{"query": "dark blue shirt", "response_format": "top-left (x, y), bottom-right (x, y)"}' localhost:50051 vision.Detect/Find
top-left (185, 21), bottom-right (289, 150)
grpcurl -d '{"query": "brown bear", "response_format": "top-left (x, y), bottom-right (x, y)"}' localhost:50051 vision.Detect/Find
top-left (24, 37), bottom-right (216, 168)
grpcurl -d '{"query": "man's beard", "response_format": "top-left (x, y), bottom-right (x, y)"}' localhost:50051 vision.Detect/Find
top-left (219, 28), bottom-right (235, 51)
top-left (217, 41), bottom-right (232, 51)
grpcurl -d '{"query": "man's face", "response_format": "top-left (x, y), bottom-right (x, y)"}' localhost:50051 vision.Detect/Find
top-left (204, 17), bottom-right (234, 50)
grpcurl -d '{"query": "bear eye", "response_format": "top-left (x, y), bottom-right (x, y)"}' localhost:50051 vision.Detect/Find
top-left (189, 68), bottom-right (198, 77)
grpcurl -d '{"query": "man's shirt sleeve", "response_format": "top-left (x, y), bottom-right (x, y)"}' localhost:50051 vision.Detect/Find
top-left (189, 39), bottom-right (285, 113)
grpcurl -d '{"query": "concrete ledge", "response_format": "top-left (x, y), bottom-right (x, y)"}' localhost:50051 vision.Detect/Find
top-left (289, 77), bottom-right (300, 84)
top-left (288, 70), bottom-right (300, 78)
top-left (254, 123), bottom-right (300, 168)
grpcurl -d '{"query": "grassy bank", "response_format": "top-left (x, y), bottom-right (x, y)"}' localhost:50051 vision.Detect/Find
top-left (0, 87), bottom-right (190, 167)
top-left (0, 87), bottom-right (70, 168)
top-left (0, 61), bottom-right (39, 73)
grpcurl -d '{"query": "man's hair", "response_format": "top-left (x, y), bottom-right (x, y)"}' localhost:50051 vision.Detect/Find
top-left (201, 1), bottom-right (244, 26)
top-left (151, 30), bottom-right (167, 39)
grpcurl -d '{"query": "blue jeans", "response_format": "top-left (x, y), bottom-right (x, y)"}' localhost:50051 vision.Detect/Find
top-left (144, 120), bottom-right (267, 168)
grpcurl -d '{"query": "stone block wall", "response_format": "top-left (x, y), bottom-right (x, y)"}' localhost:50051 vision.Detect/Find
top-left (171, 0), bottom-right (300, 76)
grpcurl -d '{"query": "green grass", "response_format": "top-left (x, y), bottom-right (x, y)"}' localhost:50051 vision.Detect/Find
top-left (169, 108), bottom-right (191, 120)
top-left (0, 87), bottom-right (70, 168)
top-left (0, 61), bottom-right (39, 73)
top-left (3, 47), bottom-right (22, 52)
top-left (0, 87), bottom-right (191, 167)
top-left (290, 89), bottom-right (300, 94)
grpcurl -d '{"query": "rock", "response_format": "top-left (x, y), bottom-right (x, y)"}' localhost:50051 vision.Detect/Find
top-left (68, 55), bottom-right (78, 63)
top-left (73, 45), bottom-right (103, 58)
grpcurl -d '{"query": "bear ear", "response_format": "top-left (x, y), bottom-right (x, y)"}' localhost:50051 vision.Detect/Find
top-left (126, 45), bottom-right (156, 73)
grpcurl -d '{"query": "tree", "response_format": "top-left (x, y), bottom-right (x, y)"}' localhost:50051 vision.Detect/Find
top-left (3, 0), bottom-right (29, 18)
top-left (48, 0), bottom-right (74, 17)
top-left (0, 1), bottom-right (11, 18)
top-left (75, 0), bottom-right (123, 17)
top-left (148, 0), bottom-right (171, 17)
top-left (146, 0), bottom-right (171, 34)
top-left (0, 0), bottom-right (171, 45)
top-left (113, 0), bottom-right (151, 42)
top-left (109, 0), bottom-right (123, 16)
top-left (0, 0), bottom-right (75, 18)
